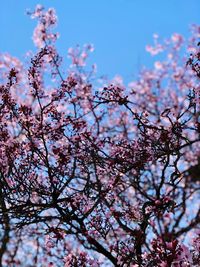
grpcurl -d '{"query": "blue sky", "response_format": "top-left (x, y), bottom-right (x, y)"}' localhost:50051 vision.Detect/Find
top-left (0, 0), bottom-right (200, 82)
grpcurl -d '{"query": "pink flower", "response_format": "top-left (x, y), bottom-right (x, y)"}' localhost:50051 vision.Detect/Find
top-left (171, 33), bottom-right (183, 43)
top-left (146, 44), bottom-right (164, 55)
top-left (175, 244), bottom-right (192, 266)
top-left (154, 61), bottom-right (163, 70)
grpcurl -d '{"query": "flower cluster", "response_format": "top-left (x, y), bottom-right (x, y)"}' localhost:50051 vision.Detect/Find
top-left (0, 5), bottom-right (199, 267)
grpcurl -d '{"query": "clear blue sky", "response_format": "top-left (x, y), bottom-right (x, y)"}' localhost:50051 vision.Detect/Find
top-left (0, 0), bottom-right (200, 82)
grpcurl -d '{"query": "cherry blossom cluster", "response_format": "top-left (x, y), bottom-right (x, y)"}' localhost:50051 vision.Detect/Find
top-left (0, 5), bottom-right (199, 267)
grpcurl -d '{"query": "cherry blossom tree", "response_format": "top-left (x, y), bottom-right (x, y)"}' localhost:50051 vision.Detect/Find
top-left (0, 5), bottom-right (199, 267)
